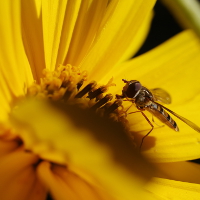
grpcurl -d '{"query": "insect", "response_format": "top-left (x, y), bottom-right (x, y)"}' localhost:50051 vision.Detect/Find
top-left (116, 79), bottom-right (200, 149)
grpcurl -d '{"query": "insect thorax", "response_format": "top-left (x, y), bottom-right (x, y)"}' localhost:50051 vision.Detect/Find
top-left (135, 87), bottom-right (153, 109)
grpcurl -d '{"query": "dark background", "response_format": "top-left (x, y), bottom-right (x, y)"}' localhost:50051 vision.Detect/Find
top-left (47, 1), bottom-right (199, 199)
top-left (135, 0), bottom-right (183, 57)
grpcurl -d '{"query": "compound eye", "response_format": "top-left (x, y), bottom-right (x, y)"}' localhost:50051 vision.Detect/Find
top-left (124, 80), bottom-right (142, 98)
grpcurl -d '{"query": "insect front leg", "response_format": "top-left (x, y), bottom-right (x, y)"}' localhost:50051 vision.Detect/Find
top-left (125, 101), bottom-right (134, 113)
top-left (118, 97), bottom-right (135, 117)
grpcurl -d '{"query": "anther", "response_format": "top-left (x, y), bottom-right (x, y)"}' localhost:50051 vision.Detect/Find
top-left (75, 81), bottom-right (97, 98)
top-left (63, 86), bottom-right (75, 101)
top-left (104, 100), bottom-right (123, 115)
top-left (46, 85), bottom-right (54, 95)
top-left (91, 94), bottom-right (113, 110)
top-left (77, 79), bottom-right (84, 90)
top-left (61, 80), bottom-right (69, 88)
top-left (87, 86), bottom-right (107, 100)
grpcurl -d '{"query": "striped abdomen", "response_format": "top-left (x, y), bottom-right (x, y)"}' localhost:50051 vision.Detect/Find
top-left (146, 102), bottom-right (179, 131)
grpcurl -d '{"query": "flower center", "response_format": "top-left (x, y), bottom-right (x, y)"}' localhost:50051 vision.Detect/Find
top-left (27, 64), bottom-right (130, 129)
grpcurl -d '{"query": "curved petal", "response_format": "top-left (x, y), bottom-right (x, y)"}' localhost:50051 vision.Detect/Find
top-left (0, 1), bottom-right (34, 119)
top-left (145, 177), bottom-right (200, 200)
top-left (0, 140), bottom-right (46, 200)
top-left (64, 0), bottom-right (109, 67)
top-left (103, 30), bottom-right (200, 162)
top-left (10, 99), bottom-right (155, 200)
top-left (155, 161), bottom-right (200, 184)
top-left (0, 139), bottom-right (19, 157)
top-left (0, 78), bottom-right (12, 120)
top-left (78, 0), bottom-right (156, 82)
top-left (37, 162), bottom-right (115, 200)
top-left (21, 0), bottom-right (45, 82)
top-left (119, 11), bottom-right (154, 63)
top-left (42, 0), bottom-right (82, 71)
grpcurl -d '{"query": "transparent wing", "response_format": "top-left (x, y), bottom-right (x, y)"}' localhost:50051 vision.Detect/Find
top-left (150, 88), bottom-right (171, 104)
top-left (156, 102), bottom-right (200, 133)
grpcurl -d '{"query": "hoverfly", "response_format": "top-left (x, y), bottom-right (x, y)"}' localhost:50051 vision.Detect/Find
top-left (116, 79), bottom-right (200, 149)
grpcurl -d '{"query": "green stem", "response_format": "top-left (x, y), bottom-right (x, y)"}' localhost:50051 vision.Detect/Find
top-left (161, 0), bottom-right (200, 38)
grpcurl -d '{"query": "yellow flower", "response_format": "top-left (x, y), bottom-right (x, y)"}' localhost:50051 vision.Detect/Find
top-left (1, 0), bottom-right (200, 200)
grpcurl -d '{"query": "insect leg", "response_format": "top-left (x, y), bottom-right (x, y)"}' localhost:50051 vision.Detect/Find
top-left (128, 110), bottom-right (143, 115)
top-left (125, 102), bottom-right (134, 113)
top-left (127, 110), bottom-right (154, 149)
top-left (119, 99), bottom-right (135, 117)
top-left (140, 112), bottom-right (154, 150)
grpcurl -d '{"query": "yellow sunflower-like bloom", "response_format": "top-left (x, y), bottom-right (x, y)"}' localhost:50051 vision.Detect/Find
top-left (1, 0), bottom-right (200, 200)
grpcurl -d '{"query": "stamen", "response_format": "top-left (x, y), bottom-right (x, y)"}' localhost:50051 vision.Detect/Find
top-left (87, 86), bottom-right (107, 100)
top-left (103, 100), bottom-right (123, 115)
top-left (76, 79), bottom-right (85, 90)
top-left (87, 78), bottom-right (115, 101)
top-left (75, 81), bottom-right (97, 98)
top-left (91, 94), bottom-right (113, 110)
top-left (63, 86), bottom-right (76, 101)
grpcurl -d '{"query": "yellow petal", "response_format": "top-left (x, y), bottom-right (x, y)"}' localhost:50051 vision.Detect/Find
top-left (78, 0), bottom-right (156, 82)
top-left (37, 161), bottom-right (115, 200)
top-left (42, 0), bottom-right (82, 70)
top-left (28, 179), bottom-right (47, 200)
top-left (0, 138), bottom-right (19, 157)
top-left (10, 98), bottom-right (155, 200)
top-left (21, 0), bottom-right (46, 81)
top-left (0, 1), bottom-right (34, 91)
top-left (105, 30), bottom-right (200, 162)
top-left (119, 11), bottom-right (154, 63)
top-left (0, 143), bottom-right (46, 200)
top-left (0, 79), bottom-right (12, 120)
top-left (156, 161), bottom-right (200, 184)
top-left (145, 177), bottom-right (200, 200)
top-left (64, 0), bottom-right (109, 67)
top-left (0, 149), bottom-right (39, 183)
top-left (1, 167), bottom-right (46, 200)
top-left (0, 1), bottom-right (34, 119)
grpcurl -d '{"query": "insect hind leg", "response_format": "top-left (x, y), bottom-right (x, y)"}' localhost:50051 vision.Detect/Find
top-left (128, 111), bottom-right (154, 150)
top-left (140, 112), bottom-right (154, 150)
